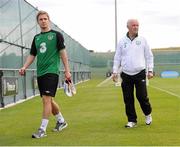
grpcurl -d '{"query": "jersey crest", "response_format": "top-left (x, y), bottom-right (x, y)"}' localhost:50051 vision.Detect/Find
top-left (48, 34), bottom-right (54, 40)
top-left (136, 40), bottom-right (141, 45)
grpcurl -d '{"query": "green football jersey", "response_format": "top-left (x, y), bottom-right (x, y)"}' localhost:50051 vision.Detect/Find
top-left (30, 30), bottom-right (65, 77)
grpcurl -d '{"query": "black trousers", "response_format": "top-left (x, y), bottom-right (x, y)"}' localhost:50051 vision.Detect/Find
top-left (121, 70), bottom-right (152, 122)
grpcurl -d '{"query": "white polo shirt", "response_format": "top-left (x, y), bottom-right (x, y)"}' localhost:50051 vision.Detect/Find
top-left (113, 35), bottom-right (154, 75)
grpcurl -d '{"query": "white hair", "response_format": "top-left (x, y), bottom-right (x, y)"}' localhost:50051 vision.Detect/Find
top-left (127, 19), bottom-right (139, 27)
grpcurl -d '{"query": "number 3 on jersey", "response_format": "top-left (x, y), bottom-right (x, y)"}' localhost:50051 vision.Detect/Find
top-left (40, 42), bottom-right (47, 53)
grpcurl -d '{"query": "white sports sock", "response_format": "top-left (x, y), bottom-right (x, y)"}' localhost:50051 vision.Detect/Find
top-left (40, 119), bottom-right (49, 131)
top-left (55, 112), bottom-right (65, 123)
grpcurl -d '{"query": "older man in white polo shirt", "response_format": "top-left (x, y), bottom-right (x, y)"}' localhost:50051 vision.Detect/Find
top-left (112, 19), bottom-right (154, 128)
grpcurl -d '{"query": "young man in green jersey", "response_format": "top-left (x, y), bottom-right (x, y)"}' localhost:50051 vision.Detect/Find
top-left (19, 11), bottom-right (71, 138)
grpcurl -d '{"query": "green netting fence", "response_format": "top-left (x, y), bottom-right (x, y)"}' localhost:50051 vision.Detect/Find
top-left (153, 49), bottom-right (180, 76)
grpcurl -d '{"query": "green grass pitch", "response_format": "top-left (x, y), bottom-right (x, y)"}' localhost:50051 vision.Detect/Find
top-left (0, 77), bottom-right (180, 146)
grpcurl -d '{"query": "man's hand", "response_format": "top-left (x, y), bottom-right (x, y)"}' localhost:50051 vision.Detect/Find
top-left (19, 67), bottom-right (26, 76)
top-left (65, 71), bottom-right (71, 80)
top-left (18, 55), bottom-right (35, 76)
top-left (147, 71), bottom-right (153, 79)
top-left (112, 73), bottom-right (118, 82)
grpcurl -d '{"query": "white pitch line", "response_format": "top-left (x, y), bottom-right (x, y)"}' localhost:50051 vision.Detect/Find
top-left (96, 75), bottom-right (113, 87)
top-left (149, 85), bottom-right (180, 99)
top-left (97, 77), bottom-right (180, 98)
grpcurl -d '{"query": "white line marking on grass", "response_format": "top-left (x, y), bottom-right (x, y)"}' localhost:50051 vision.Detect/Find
top-left (96, 75), bottom-right (112, 87)
top-left (149, 85), bottom-right (180, 98)
top-left (0, 95), bottom-right (39, 111)
top-left (0, 81), bottom-right (89, 110)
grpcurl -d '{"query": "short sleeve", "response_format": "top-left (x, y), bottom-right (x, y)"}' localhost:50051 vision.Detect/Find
top-left (56, 32), bottom-right (66, 51)
top-left (30, 37), bottom-right (37, 56)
